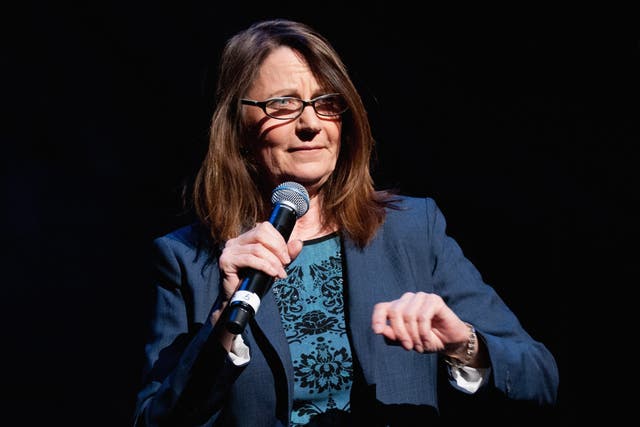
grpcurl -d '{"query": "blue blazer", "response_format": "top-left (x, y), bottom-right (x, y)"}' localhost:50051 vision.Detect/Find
top-left (134, 196), bottom-right (559, 426)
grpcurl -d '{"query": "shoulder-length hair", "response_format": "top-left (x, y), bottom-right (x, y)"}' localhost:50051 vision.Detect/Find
top-left (193, 19), bottom-right (398, 248)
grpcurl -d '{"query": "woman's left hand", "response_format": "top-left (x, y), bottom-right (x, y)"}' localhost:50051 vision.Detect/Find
top-left (371, 291), bottom-right (470, 354)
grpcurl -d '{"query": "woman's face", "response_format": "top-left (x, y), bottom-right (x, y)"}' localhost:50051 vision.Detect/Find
top-left (242, 46), bottom-right (342, 192)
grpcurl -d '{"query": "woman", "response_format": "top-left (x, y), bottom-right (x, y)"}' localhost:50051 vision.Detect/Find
top-left (134, 19), bottom-right (559, 426)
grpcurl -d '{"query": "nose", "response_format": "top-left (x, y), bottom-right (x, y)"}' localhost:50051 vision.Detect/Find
top-left (295, 104), bottom-right (322, 138)
top-left (296, 102), bottom-right (322, 127)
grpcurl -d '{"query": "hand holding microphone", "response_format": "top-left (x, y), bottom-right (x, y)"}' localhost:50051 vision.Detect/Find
top-left (224, 181), bottom-right (310, 335)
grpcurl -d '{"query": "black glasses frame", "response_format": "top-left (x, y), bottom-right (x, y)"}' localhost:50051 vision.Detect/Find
top-left (240, 93), bottom-right (347, 120)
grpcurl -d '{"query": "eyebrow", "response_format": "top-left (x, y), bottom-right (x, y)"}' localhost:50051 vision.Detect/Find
top-left (266, 91), bottom-right (328, 100)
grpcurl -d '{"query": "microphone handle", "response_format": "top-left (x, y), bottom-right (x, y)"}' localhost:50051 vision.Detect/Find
top-left (225, 203), bottom-right (297, 334)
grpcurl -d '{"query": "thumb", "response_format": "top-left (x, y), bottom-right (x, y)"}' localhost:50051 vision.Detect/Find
top-left (287, 239), bottom-right (304, 261)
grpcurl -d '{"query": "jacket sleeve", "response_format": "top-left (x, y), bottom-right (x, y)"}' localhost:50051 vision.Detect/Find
top-left (424, 198), bottom-right (559, 405)
top-left (133, 232), bottom-right (246, 426)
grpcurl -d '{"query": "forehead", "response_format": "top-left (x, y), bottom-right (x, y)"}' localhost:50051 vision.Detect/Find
top-left (261, 46), bottom-right (308, 68)
top-left (250, 47), bottom-right (318, 93)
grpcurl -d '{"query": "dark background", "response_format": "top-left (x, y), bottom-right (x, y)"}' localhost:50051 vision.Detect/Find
top-left (4, 2), bottom-right (637, 425)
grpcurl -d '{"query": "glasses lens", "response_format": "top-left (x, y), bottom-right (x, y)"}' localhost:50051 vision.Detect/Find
top-left (265, 98), bottom-right (302, 119)
top-left (314, 94), bottom-right (348, 116)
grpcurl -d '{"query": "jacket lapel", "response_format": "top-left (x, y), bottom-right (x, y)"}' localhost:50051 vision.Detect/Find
top-left (342, 237), bottom-right (386, 386)
top-left (251, 289), bottom-right (295, 416)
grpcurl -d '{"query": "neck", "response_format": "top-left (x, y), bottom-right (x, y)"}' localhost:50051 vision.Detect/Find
top-left (289, 195), bottom-right (336, 242)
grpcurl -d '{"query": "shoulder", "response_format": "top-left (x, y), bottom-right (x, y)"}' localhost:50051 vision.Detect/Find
top-left (151, 223), bottom-right (222, 299)
top-left (378, 195), bottom-right (451, 246)
top-left (152, 222), bottom-right (219, 267)
top-left (154, 222), bottom-right (210, 248)
top-left (384, 195), bottom-right (441, 223)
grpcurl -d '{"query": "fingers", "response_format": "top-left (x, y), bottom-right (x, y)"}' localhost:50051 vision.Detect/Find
top-left (371, 292), bottom-right (451, 353)
top-left (219, 222), bottom-right (292, 281)
top-left (372, 302), bottom-right (394, 337)
top-left (378, 293), bottom-right (420, 351)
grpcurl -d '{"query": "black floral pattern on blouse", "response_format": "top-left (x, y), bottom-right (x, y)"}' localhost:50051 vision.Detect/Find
top-left (272, 235), bottom-right (353, 426)
top-left (294, 337), bottom-right (352, 392)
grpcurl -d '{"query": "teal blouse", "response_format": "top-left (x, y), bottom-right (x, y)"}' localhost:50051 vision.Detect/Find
top-left (272, 233), bottom-right (353, 425)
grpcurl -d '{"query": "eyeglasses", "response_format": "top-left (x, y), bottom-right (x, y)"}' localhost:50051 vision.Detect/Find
top-left (240, 93), bottom-right (348, 120)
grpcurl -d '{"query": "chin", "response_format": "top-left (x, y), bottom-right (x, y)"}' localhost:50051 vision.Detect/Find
top-left (273, 168), bottom-right (333, 187)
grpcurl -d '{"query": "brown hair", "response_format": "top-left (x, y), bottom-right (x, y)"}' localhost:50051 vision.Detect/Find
top-left (193, 19), bottom-right (397, 248)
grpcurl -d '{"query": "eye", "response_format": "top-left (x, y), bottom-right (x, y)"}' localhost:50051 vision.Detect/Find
top-left (314, 95), bottom-right (348, 115)
top-left (269, 97), bottom-right (297, 108)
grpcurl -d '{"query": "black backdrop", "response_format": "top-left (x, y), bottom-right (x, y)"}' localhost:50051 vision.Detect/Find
top-left (4, 2), bottom-right (637, 425)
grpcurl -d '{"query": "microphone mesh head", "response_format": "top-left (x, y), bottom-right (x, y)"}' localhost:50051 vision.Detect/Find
top-left (271, 181), bottom-right (310, 218)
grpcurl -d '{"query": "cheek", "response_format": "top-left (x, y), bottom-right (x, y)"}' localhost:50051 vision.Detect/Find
top-left (255, 128), bottom-right (288, 166)
top-left (255, 145), bottom-right (287, 183)
top-left (328, 122), bottom-right (342, 149)
top-left (257, 123), bottom-right (290, 150)
top-left (334, 121), bottom-right (343, 137)
top-left (242, 106), bottom-right (263, 126)
top-left (242, 116), bottom-right (283, 156)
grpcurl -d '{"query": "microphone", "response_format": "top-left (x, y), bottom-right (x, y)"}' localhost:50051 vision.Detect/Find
top-left (225, 181), bottom-right (310, 335)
